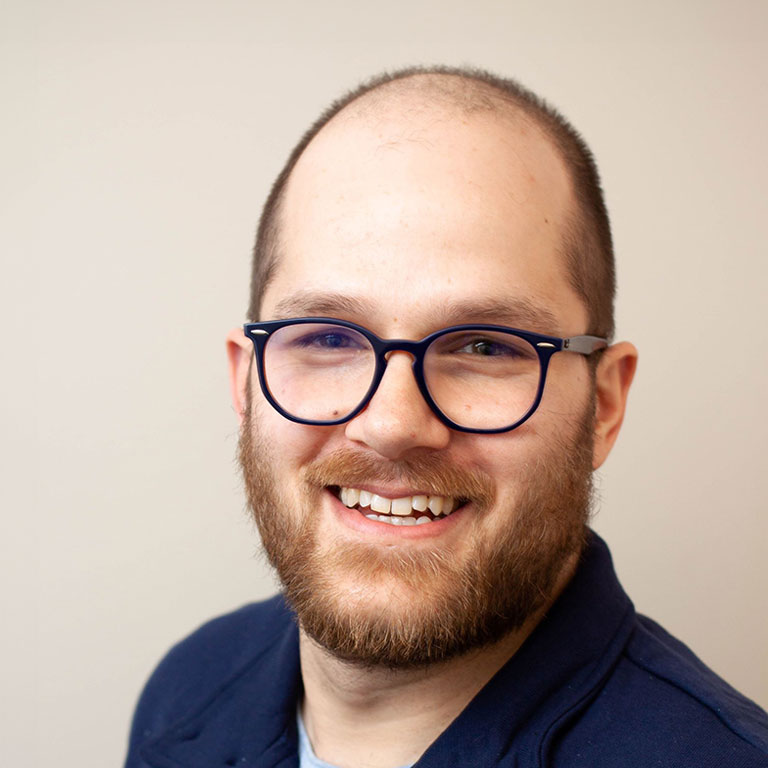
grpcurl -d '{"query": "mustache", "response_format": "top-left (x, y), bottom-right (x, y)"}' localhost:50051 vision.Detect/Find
top-left (302, 448), bottom-right (495, 508)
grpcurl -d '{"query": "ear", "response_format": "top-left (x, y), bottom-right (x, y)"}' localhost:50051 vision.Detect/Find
top-left (226, 327), bottom-right (253, 427)
top-left (592, 341), bottom-right (638, 469)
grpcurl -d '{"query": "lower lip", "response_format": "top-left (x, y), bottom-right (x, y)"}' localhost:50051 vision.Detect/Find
top-left (326, 489), bottom-right (467, 540)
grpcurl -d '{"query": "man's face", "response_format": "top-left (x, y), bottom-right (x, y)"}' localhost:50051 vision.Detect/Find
top-left (237, 105), bottom-right (597, 667)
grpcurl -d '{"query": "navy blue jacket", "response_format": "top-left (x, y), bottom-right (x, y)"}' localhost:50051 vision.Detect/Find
top-left (125, 534), bottom-right (768, 767)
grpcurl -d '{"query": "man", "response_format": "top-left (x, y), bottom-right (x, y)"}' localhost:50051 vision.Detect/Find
top-left (125, 67), bottom-right (768, 767)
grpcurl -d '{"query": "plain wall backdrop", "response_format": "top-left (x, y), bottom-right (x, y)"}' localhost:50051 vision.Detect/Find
top-left (2, 0), bottom-right (767, 764)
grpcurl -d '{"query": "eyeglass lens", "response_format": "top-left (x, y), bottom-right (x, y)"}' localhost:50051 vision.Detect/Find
top-left (262, 322), bottom-right (541, 430)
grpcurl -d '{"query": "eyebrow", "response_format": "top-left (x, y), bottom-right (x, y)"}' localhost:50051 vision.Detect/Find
top-left (434, 298), bottom-right (561, 334)
top-left (271, 292), bottom-right (371, 320)
top-left (269, 291), bottom-right (561, 334)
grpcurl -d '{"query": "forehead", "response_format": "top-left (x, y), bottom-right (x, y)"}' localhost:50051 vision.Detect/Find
top-left (263, 102), bottom-right (587, 335)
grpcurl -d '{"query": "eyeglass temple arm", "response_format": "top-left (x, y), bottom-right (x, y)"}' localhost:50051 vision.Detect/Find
top-left (562, 335), bottom-right (608, 355)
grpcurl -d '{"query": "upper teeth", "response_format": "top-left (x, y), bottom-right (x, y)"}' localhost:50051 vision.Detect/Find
top-left (339, 487), bottom-right (457, 519)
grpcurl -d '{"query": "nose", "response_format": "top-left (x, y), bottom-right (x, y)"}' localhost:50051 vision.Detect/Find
top-left (344, 351), bottom-right (451, 459)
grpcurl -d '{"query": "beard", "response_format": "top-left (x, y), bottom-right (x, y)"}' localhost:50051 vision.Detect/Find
top-left (239, 397), bottom-right (595, 670)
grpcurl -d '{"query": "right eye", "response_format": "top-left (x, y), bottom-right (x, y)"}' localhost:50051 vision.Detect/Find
top-left (294, 331), bottom-right (358, 349)
top-left (285, 326), bottom-right (368, 352)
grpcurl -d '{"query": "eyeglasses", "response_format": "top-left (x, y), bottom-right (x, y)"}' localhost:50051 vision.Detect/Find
top-left (243, 318), bottom-right (607, 434)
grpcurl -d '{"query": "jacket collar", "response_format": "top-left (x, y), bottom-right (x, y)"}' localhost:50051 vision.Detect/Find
top-left (416, 532), bottom-right (635, 766)
top-left (142, 532), bottom-right (634, 768)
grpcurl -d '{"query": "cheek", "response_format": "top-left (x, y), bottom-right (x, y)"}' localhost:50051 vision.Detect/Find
top-left (534, 357), bottom-right (592, 424)
top-left (460, 397), bottom-right (587, 495)
top-left (250, 394), bottom-right (338, 469)
top-left (456, 430), bottom-right (537, 491)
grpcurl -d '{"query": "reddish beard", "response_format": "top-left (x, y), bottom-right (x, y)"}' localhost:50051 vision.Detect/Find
top-left (238, 402), bottom-right (594, 669)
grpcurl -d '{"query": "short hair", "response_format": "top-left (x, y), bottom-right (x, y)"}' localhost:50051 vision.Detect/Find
top-left (248, 66), bottom-right (616, 340)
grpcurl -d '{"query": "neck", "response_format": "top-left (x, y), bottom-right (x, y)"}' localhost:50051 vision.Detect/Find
top-left (299, 553), bottom-right (578, 768)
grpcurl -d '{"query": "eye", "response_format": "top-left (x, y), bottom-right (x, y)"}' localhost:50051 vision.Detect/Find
top-left (289, 327), bottom-right (368, 351)
top-left (453, 336), bottom-right (525, 358)
top-left (463, 338), bottom-right (508, 356)
top-left (429, 330), bottom-right (539, 364)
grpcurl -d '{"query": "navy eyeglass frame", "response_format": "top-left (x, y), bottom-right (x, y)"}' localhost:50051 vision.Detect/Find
top-left (243, 317), bottom-right (608, 434)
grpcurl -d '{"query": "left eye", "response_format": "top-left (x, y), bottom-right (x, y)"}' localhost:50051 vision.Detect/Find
top-left (457, 338), bottom-right (518, 357)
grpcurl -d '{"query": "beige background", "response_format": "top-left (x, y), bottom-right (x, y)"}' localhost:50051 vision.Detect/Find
top-left (2, 0), bottom-right (767, 764)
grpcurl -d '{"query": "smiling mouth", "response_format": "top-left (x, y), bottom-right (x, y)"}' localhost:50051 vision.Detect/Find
top-left (331, 486), bottom-right (467, 526)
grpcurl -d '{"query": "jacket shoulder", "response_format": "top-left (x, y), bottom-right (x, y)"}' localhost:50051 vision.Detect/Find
top-left (553, 614), bottom-right (768, 767)
top-left (125, 595), bottom-right (294, 765)
top-left (627, 615), bottom-right (768, 755)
